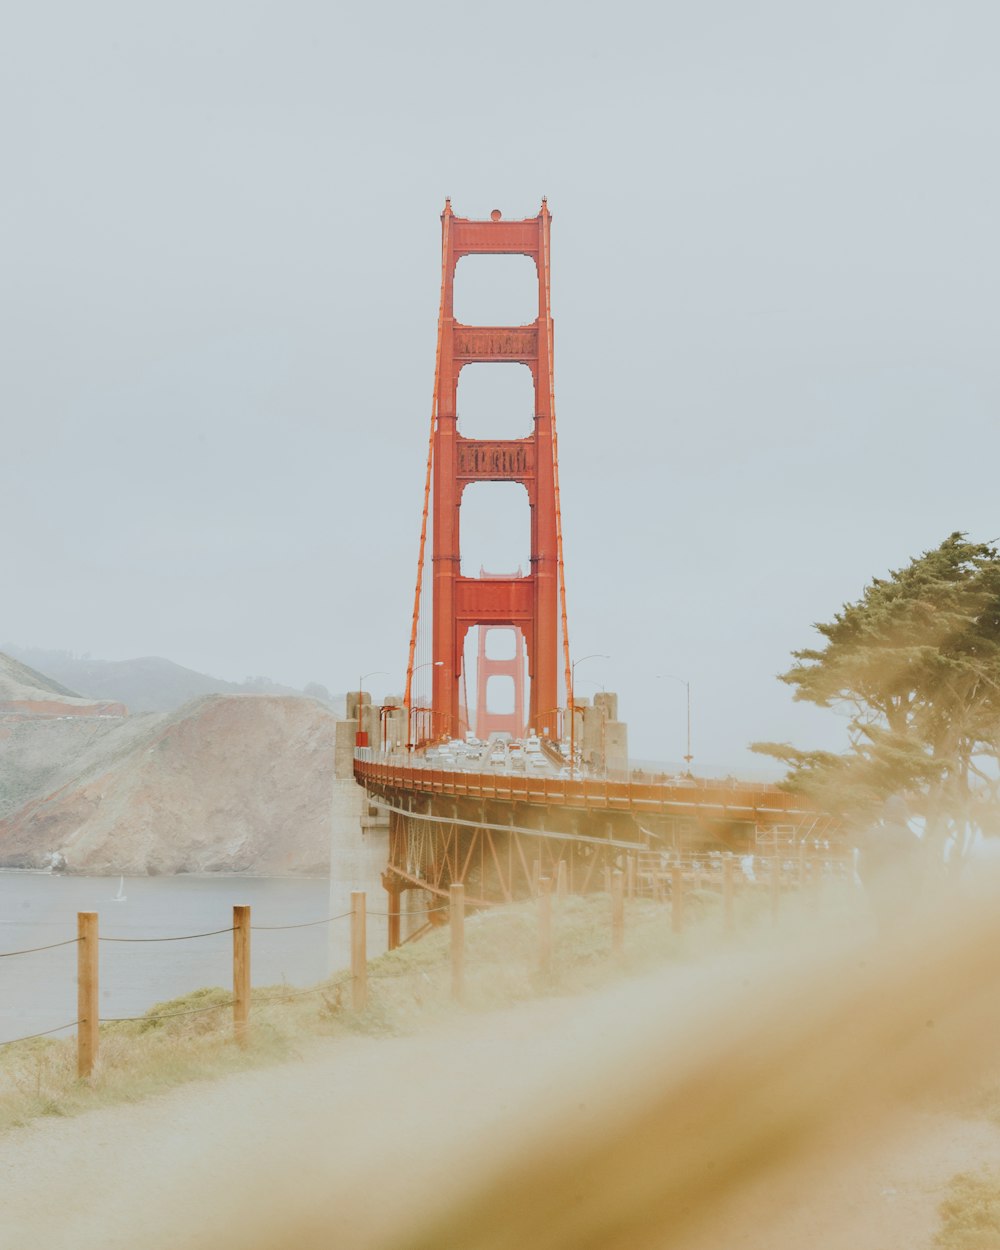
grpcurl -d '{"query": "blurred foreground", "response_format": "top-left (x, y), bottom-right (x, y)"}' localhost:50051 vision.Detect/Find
top-left (3, 882), bottom-right (1000, 1249)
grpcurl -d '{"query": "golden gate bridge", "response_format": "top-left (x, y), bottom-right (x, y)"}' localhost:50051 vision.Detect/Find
top-left (349, 200), bottom-right (837, 947)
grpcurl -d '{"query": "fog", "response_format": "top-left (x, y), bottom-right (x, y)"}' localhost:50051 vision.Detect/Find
top-left (3, 2), bottom-right (999, 769)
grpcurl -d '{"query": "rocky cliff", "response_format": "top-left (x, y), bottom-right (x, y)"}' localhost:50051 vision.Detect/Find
top-left (0, 695), bottom-right (337, 876)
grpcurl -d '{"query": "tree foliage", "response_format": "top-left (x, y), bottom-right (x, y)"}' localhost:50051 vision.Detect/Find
top-left (753, 533), bottom-right (1000, 857)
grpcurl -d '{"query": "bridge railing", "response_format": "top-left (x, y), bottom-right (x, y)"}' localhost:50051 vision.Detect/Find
top-left (353, 748), bottom-right (826, 825)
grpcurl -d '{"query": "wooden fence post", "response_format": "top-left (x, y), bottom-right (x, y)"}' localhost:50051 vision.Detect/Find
top-left (626, 855), bottom-right (636, 901)
top-left (611, 871), bottom-right (625, 958)
top-left (538, 877), bottom-right (553, 975)
top-left (555, 859), bottom-right (568, 903)
top-left (531, 858), bottom-right (541, 897)
top-left (450, 882), bottom-right (465, 1002)
top-left (770, 857), bottom-right (781, 923)
top-left (723, 856), bottom-right (735, 935)
top-left (671, 865), bottom-right (684, 934)
top-left (233, 904), bottom-right (250, 1046)
top-left (77, 912), bottom-right (98, 1079)
top-left (351, 891), bottom-right (367, 1011)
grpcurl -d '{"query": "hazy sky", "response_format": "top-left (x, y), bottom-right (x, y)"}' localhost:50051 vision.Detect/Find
top-left (3, 2), bottom-right (999, 771)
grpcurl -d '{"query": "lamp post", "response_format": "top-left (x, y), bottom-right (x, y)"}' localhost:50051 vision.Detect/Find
top-left (570, 654), bottom-right (609, 778)
top-left (406, 660), bottom-right (443, 751)
top-left (656, 673), bottom-right (692, 776)
top-left (356, 670), bottom-right (388, 748)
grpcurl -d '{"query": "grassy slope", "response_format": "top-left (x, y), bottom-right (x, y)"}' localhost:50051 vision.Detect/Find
top-left (5, 885), bottom-right (999, 1250)
top-left (0, 890), bottom-right (743, 1133)
top-left (936, 1171), bottom-right (1000, 1249)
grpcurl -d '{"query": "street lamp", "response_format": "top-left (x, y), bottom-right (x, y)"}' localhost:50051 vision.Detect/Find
top-left (406, 660), bottom-right (443, 751)
top-left (570, 653), bottom-right (609, 778)
top-left (356, 670), bottom-right (388, 748)
top-left (656, 673), bottom-right (693, 776)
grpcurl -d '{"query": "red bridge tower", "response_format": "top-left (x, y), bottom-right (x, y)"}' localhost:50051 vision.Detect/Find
top-left (405, 201), bottom-right (571, 744)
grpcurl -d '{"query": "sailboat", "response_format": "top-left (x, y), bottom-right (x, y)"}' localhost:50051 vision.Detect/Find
top-left (113, 875), bottom-right (127, 903)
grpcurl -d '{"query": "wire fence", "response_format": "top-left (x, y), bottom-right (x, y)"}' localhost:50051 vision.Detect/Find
top-left (100, 1000), bottom-right (235, 1024)
top-left (1, 862), bottom-right (856, 1059)
top-left (0, 937), bottom-right (80, 959)
top-left (99, 927), bottom-right (236, 944)
top-left (0, 895), bottom-right (408, 1055)
top-left (250, 912), bottom-right (353, 932)
top-left (0, 1020), bottom-right (82, 1049)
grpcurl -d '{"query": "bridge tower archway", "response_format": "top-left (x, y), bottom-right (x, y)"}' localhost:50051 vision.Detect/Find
top-left (406, 200), bottom-right (571, 742)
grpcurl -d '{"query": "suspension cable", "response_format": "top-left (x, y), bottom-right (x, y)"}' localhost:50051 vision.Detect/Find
top-left (404, 200), bottom-right (452, 735)
top-left (540, 202), bottom-right (573, 708)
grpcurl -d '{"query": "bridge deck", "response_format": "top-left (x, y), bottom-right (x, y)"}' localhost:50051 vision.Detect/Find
top-left (354, 751), bottom-right (821, 825)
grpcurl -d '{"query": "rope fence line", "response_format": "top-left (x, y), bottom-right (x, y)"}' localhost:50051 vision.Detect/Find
top-left (367, 904), bottom-right (451, 918)
top-left (101, 1000), bottom-right (235, 1024)
top-left (100, 927), bottom-right (235, 944)
top-left (251, 912), bottom-right (353, 931)
top-left (0, 937), bottom-right (79, 959)
top-left (2, 863), bottom-right (858, 1069)
top-left (0, 1020), bottom-right (81, 1048)
top-left (254, 984), bottom-right (336, 1004)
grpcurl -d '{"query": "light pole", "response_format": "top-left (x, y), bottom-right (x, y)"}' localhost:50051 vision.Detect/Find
top-left (570, 654), bottom-right (609, 778)
top-left (406, 660), bottom-right (443, 751)
top-left (656, 673), bottom-right (693, 776)
top-left (356, 670), bottom-right (388, 748)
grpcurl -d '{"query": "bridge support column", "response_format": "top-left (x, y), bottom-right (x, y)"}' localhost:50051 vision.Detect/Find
top-left (330, 721), bottom-right (387, 974)
top-left (385, 878), bottom-right (402, 951)
top-left (423, 201), bottom-right (569, 741)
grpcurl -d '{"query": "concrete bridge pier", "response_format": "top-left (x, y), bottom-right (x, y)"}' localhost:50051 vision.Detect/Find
top-left (329, 705), bottom-right (430, 973)
top-left (579, 691), bottom-right (629, 777)
top-left (328, 716), bottom-right (388, 975)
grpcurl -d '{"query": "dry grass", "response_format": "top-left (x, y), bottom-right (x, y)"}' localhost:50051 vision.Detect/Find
top-left (0, 884), bottom-right (786, 1134)
top-left (6, 879), bottom-right (1000, 1250)
top-left (936, 1171), bottom-right (1000, 1249)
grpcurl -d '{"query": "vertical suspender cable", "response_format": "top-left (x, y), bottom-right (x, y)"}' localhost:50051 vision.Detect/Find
top-left (540, 208), bottom-right (573, 711)
top-left (404, 206), bottom-right (451, 734)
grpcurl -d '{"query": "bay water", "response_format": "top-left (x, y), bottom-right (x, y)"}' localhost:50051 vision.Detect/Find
top-left (0, 872), bottom-right (334, 1045)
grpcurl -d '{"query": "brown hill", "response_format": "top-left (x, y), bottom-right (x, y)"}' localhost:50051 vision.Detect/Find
top-left (0, 695), bottom-right (337, 876)
top-left (0, 711), bottom-right (162, 820)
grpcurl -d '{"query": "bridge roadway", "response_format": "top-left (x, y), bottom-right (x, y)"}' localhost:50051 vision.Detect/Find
top-left (353, 749), bottom-right (836, 945)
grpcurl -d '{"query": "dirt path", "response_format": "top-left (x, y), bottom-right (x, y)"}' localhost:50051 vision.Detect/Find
top-left (682, 1105), bottom-right (1000, 1250)
top-left (1, 975), bottom-right (998, 1250)
top-left (0, 995), bottom-right (581, 1250)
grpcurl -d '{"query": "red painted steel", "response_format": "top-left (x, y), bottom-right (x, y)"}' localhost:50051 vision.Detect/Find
top-left (475, 618), bottom-right (526, 742)
top-left (429, 201), bottom-right (565, 741)
top-left (353, 754), bottom-right (826, 826)
top-left (404, 209), bottom-right (451, 728)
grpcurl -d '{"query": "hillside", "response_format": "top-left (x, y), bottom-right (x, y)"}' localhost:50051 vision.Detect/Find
top-left (2, 646), bottom-right (342, 715)
top-left (0, 695), bottom-right (338, 875)
top-left (0, 711), bottom-right (162, 820)
top-left (0, 653), bottom-right (83, 703)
